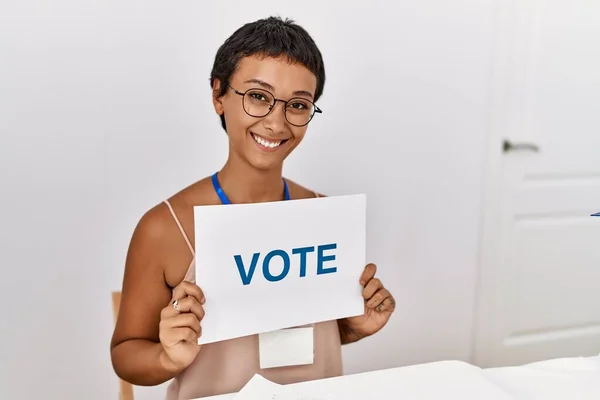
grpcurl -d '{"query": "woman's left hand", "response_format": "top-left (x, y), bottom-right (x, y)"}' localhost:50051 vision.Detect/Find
top-left (341, 263), bottom-right (395, 341)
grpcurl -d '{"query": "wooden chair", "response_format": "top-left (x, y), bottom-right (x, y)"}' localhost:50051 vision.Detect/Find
top-left (112, 291), bottom-right (135, 400)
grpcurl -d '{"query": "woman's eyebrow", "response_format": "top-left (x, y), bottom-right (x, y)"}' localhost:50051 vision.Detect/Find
top-left (292, 89), bottom-right (314, 99)
top-left (244, 78), bottom-right (274, 91)
top-left (244, 78), bottom-right (314, 99)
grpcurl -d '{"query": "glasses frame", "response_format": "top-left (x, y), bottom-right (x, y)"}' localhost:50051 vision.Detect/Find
top-left (228, 84), bottom-right (322, 127)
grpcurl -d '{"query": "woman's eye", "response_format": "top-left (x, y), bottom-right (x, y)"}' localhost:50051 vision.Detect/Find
top-left (250, 93), bottom-right (267, 102)
top-left (289, 102), bottom-right (307, 110)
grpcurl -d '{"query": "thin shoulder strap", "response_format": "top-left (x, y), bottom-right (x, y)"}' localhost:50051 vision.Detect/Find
top-left (163, 200), bottom-right (195, 256)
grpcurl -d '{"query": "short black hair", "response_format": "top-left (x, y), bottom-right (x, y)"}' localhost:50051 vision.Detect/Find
top-left (209, 16), bottom-right (326, 131)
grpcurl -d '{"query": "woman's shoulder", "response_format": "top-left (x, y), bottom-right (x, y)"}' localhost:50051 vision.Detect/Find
top-left (285, 178), bottom-right (326, 199)
top-left (131, 177), bottom-right (217, 248)
top-left (127, 177), bottom-right (219, 284)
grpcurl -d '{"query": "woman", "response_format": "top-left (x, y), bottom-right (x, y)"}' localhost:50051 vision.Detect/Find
top-left (110, 16), bottom-right (396, 400)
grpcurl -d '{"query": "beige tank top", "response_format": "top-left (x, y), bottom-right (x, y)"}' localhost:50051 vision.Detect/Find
top-left (162, 200), bottom-right (343, 400)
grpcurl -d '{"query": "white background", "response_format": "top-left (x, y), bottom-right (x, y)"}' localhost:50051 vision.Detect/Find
top-left (1, 0), bottom-right (493, 399)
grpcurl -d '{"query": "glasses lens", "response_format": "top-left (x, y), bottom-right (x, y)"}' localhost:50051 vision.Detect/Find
top-left (285, 98), bottom-right (315, 126)
top-left (243, 89), bottom-right (274, 117)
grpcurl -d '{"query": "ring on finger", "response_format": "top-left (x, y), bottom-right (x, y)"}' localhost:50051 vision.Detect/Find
top-left (377, 298), bottom-right (388, 311)
top-left (172, 299), bottom-right (180, 312)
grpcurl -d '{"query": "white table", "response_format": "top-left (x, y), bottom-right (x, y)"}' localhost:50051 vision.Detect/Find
top-left (196, 355), bottom-right (600, 400)
top-left (485, 355), bottom-right (600, 400)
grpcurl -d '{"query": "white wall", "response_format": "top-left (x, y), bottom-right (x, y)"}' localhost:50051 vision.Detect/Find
top-left (0, 1), bottom-right (493, 399)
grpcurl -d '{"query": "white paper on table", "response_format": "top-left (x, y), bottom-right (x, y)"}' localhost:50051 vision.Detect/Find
top-left (232, 374), bottom-right (327, 400)
top-left (194, 194), bottom-right (366, 344)
top-left (231, 374), bottom-right (283, 400)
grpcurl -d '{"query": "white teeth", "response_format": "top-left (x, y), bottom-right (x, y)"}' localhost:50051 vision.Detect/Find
top-left (253, 134), bottom-right (282, 148)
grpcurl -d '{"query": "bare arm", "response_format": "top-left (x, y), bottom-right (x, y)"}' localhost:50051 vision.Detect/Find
top-left (110, 208), bottom-right (189, 385)
top-left (337, 318), bottom-right (365, 345)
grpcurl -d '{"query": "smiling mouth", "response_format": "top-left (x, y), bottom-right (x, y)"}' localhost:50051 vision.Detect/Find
top-left (251, 132), bottom-right (289, 150)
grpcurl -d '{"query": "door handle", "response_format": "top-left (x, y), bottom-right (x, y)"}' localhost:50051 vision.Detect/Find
top-left (502, 139), bottom-right (540, 153)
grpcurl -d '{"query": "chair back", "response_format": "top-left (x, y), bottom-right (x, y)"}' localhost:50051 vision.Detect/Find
top-left (112, 291), bottom-right (135, 400)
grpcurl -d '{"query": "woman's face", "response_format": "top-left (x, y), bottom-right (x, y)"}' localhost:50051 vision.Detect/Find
top-left (212, 55), bottom-right (318, 171)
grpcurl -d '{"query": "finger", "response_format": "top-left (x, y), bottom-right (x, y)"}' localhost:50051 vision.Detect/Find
top-left (176, 296), bottom-right (206, 321)
top-left (362, 277), bottom-right (383, 300)
top-left (162, 295), bottom-right (206, 320)
top-left (161, 327), bottom-right (199, 347)
top-left (359, 263), bottom-right (377, 286)
top-left (161, 297), bottom-right (185, 319)
top-left (366, 288), bottom-right (391, 309)
top-left (171, 281), bottom-right (205, 305)
top-left (376, 295), bottom-right (396, 312)
top-left (162, 313), bottom-right (201, 337)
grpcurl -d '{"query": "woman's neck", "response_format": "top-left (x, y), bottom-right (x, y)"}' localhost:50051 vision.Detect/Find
top-left (216, 158), bottom-right (285, 204)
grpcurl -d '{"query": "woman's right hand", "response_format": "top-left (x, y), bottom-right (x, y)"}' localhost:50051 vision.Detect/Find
top-left (158, 281), bottom-right (205, 373)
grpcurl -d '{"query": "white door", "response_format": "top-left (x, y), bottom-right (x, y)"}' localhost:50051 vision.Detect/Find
top-left (474, 0), bottom-right (600, 367)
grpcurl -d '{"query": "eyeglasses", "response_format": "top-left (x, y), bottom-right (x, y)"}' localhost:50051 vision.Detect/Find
top-left (228, 84), bottom-right (322, 127)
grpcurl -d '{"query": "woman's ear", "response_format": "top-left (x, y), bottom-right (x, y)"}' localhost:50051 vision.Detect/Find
top-left (212, 79), bottom-right (225, 116)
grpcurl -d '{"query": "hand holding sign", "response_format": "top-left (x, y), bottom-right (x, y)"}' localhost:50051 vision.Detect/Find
top-left (158, 281), bottom-right (205, 373)
top-left (339, 263), bottom-right (395, 343)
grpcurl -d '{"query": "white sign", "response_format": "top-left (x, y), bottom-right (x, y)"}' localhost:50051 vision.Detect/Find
top-left (194, 194), bottom-right (366, 344)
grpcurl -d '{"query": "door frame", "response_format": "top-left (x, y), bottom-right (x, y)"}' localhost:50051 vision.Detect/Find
top-left (471, 0), bottom-right (542, 367)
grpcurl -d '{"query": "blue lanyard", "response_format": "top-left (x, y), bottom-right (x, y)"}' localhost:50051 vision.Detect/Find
top-left (211, 172), bottom-right (291, 204)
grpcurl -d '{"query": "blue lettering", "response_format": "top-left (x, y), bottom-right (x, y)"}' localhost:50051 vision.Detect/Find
top-left (263, 249), bottom-right (290, 282)
top-left (292, 246), bottom-right (315, 277)
top-left (234, 253), bottom-right (260, 285)
top-left (317, 243), bottom-right (337, 275)
top-left (234, 244), bottom-right (337, 284)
